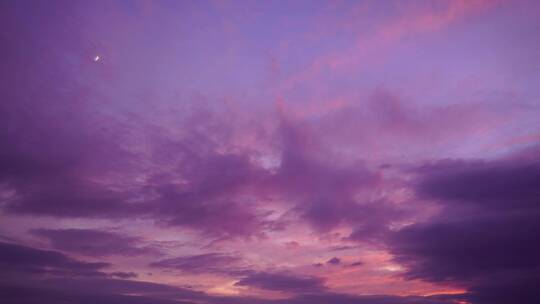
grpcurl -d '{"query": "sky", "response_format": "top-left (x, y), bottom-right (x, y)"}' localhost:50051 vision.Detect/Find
top-left (1, 1), bottom-right (540, 303)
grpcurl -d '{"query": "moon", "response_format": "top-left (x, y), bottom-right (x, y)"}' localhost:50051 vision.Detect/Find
top-left (94, 55), bottom-right (100, 62)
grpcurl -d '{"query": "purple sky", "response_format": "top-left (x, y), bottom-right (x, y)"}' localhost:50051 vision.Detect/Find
top-left (1, 1), bottom-right (540, 303)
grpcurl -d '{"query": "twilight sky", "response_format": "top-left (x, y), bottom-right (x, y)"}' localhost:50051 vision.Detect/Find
top-left (1, 1), bottom-right (540, 304)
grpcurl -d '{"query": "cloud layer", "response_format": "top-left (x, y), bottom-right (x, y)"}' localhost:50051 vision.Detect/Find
top-left (1, 0), bottom-right (540, 303)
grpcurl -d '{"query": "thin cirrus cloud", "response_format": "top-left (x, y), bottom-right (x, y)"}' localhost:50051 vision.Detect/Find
top-left (1, 0), bottom-right (540, 303)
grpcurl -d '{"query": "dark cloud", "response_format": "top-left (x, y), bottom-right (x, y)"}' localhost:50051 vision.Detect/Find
top-left (415, 158), bottom-right (540, 209)
top-left (0, 63), bottom-right (272, 235)
top-left (0, 241), bottom-right (109, 278)
top-left (0, 282), bottom-right (465, 304)
top-left (234, 272), bottom-right (326, 293)
top-left (0, 285), bottom-right (194, 304)
top-left (271, 293), bottom-right (463, 304)
top-left (391, 153), bottom-right (540, 304)
top-left (0, 95), bottom-right (271, 238)
top-left (0, 241), bottom-right (462, 304)
top-left (326, 257), bottom-right (341, 265)
top-left (5, 178), bottom-right (136, 218)
top-left (268, 118), bottom-right (406, 241)
top-left (126, 104), bottom-right (276, 238)
top-left (0, 277), bottom-right (206, 304)
top-left (32, 277), bottom-right (205, 298)
top-left (391, 213), bottom-right (540, 283)
top-left (31, 228), bottom-right (157, 257)
top-left (0, 61), bottom-right (269, 236)
top-left (149, 182), bottom-right (264, 238)
top-left (0, 50), bottom-right (406, 244)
